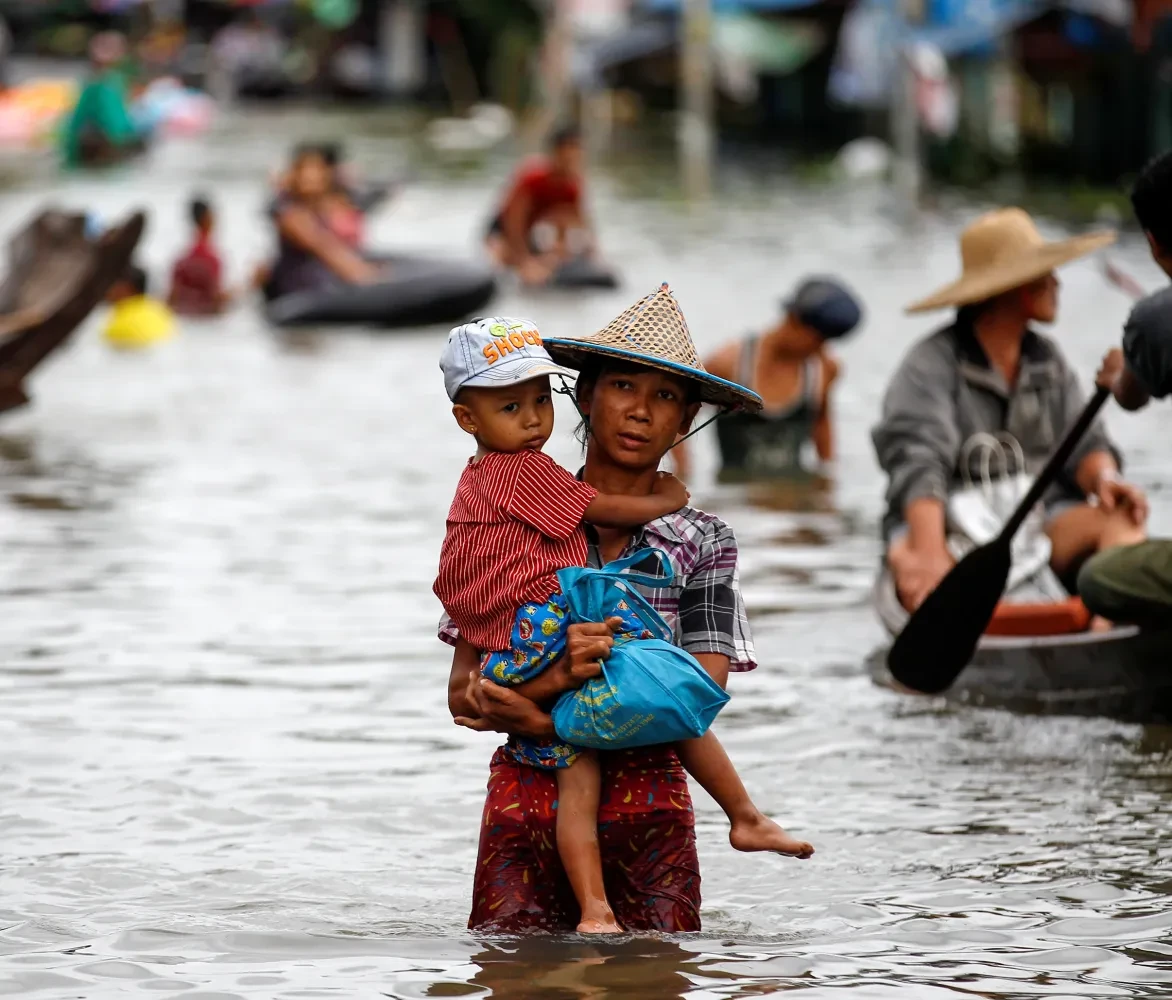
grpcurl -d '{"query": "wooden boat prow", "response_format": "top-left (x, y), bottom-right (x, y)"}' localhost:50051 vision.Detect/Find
top-left (0, 207), bottom-right (145, 415)
top-left (867, 626), bottom-right (1172, 724)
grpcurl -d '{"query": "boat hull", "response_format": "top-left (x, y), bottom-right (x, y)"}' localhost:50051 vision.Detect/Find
top-left (867, 627), bottom-right (1172, 723)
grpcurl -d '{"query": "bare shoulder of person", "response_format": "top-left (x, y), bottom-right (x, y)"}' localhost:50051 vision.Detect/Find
top-left (705, 342), bottom-right (740, 381)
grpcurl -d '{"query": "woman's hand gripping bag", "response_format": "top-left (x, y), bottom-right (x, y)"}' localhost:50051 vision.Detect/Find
top-left (550, 550), bottom-right (730, 749)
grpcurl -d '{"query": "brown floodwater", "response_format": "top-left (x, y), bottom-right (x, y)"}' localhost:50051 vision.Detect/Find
top-left (1, 106), bottom-right (1171, 999)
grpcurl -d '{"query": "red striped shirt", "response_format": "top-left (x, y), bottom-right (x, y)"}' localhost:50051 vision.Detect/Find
top-left (434, 451), bottom-right (598, 651)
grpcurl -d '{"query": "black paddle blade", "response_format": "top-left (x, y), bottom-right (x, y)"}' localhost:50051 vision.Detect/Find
top-left (887, 539), bottom-right (1012, 695)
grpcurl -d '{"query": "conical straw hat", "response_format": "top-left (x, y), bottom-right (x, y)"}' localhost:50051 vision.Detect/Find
top-left (906, 207), bottom-right (1115, 314)
top-left (544, 283), bottom-right (763, 412)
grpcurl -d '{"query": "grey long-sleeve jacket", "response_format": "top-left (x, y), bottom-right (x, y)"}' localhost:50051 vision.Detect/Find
top-left (872, 320), bottom-right (1118, 541)
top-left (1123, 285), bottom-right (1172, 398)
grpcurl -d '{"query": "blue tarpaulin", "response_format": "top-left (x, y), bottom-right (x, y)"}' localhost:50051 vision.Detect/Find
top-left (641, 0), bottom-right (821, 12)
top-left (919, 0), bottom-right (1041, 54)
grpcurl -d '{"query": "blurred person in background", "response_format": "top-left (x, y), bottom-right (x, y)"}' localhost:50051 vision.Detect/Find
top-left (208, 10), bottom-right (287, 102)
top-left (1081, 152), bottom-right (1172, 626)
top-left (169, 196), bottom-right (232, 317)
top-left (0, 16), bottom-right (10, 92)
top-left (872, 208), bottom-right (1147, 630)
top-left (486, 126), bottom-right (595, 286)
top-left (61, 32), bottom-right (148, 169)
top-left (104, 264), bottom-right (175, 351)
top-left (262, 144), bottom-right (381, 301)
top-left (672, 278), bottom-right (863, 483)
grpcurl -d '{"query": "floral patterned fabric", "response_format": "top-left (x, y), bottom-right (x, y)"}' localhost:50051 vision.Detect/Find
top-left (480, 589), bottom-right (650, 769)
top-left (469, 745), bottom-right (701, 933)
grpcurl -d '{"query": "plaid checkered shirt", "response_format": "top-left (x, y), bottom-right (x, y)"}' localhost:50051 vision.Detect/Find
top-left (438, 505), bottom-right (757, 671)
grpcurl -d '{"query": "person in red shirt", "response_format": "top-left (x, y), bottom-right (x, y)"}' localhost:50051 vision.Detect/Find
top-left (435, 310), bottom-right (813, 934)
top-left (168, 197), bottom-right (232, 317)
top-left (486, 126), bottom-right (593, 286)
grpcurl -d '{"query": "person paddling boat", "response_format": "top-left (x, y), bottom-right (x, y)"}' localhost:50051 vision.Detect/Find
top-left (872, 208), bottom-right (1147, 636)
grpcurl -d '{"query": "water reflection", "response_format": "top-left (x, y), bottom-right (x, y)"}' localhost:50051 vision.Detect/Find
top-left (740, 472), bottom-right (834, 515)
top-left (461, 938), bottom-right (699, 1000)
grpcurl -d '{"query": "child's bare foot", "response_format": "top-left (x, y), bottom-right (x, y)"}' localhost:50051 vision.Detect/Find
top-left (729, 811), bottom-right (815, 859)
top-left (577, 903), bottom-right (623, 934)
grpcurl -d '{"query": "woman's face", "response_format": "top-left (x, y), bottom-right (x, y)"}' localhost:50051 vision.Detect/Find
top-left (579, 366), bottom-right (700, 471)
top-left (290, 153), bottom-right (332, 199)
top-left (1019, 272), bottom-right (1059, 324)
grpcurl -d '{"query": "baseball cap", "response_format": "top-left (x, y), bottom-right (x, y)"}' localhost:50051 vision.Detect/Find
top-left (784, 278), bottom-right (863, 340)
top-left (440, 316), bottom-right (577, 402)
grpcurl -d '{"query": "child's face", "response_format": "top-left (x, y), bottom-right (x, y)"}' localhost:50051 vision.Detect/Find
top-left (453, 376), bottom-right (555, 453)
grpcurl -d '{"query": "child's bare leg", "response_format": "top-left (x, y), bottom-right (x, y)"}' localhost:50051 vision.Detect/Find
top-left (678, 731), bottom-right (814, 859)
top-left (556, 751), bottom-right (622, 933)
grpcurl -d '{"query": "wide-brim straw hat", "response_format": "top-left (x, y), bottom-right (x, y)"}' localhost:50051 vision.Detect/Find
top-left (906, 207), bottom-right (1115, 314)
top-left (544, 283), bottom-right (763, 412)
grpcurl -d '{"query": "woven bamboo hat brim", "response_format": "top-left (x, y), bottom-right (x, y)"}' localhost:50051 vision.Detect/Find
top-left (544, 283), bottom-right (763, 412)
top-left (906, 208), bottom-right (1115, 314)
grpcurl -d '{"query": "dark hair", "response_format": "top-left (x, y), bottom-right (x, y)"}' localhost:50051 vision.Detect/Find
top-left (571, 357), bottom-right (702, 447)
top-left (1131, 152), bottom-right (1172, 251)
top-left (190, 196), bottom-right (212, 228)
top-left (122, 264), bottom-right (148, 295)
top-left (293, 141), bottom-right (341, 166)
top-left (318, 142), bottom-right (342, 168)
top-left (955, 302), bottom-right (984, 328)
top-left (785, 277), bottom-right (863, 340)
top-left (291, 142), bottom-right (327, 168)
top-left (549, 125), bottom-right (581, 152)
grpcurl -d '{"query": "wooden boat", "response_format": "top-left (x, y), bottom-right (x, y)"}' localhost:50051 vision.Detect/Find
top-left (0, 207), bottom-right (145, 415)
top-left (867, 626), bottom-right (1172, 724)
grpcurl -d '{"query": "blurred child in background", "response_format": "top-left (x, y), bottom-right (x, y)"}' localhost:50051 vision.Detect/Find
top-left (105, 264), bottom-right (175, 350)
top-left (169, 196), bottom-right (232, 316)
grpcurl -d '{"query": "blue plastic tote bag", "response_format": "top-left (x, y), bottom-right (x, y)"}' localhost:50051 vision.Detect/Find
top-left (550, 550), bottom-right (730, 749)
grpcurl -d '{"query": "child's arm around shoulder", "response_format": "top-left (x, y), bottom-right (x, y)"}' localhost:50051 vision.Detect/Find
top-left (584, 472), bottom-right (689, 527)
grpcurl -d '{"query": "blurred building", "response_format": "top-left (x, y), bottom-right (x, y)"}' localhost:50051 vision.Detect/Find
top-left (5, 0), bottom-right (1172, 188)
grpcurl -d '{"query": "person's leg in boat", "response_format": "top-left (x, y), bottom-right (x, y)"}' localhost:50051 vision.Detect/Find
top-left (554, 750), bottom-right (621, 933)
top-left (1045, 502), bottom-right (1147, 589)
top-left (1078, 539), bottom-right (1172, 628)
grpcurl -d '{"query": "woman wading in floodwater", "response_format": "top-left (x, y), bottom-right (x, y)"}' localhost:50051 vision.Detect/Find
top-left (442, 287), bottom-right (788, 932)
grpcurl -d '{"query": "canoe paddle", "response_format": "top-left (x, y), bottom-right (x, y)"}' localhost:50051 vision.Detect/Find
top-left (886, 385), bottom-right (1110, 694)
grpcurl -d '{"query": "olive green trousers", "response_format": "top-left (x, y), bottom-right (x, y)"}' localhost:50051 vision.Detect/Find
top-left (1078, 540), bottom-right (1172, 628)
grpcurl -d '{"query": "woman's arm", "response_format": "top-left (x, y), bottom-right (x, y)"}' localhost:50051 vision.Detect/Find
top-left (694, 653), bottom-right (730, 691)
top-left (447, 622), bottom-right (618, 735)
top-left (276, 204), bottom-right (377, 284)
top-left (447, 638), bottom-right (481, 719)
top-left (491, 619), bottom-right (617, 710)
top-left (872, 343), bottom-right (959, 542)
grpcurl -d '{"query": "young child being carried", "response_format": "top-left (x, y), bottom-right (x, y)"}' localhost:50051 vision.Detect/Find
top-left (434, 316), bottom-right (814, 934)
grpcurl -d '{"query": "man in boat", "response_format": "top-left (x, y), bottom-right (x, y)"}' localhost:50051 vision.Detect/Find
top-left (60, 32), bottom-right (148, 169)
top-left (1079, 152), bottom-right (1172, 627)
top-left (872, 208), bottom-right (1148, 635)
top-left (485, 126), bottom-right (594, 286)
top-left (672, 277), bottom-right (863, 483)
